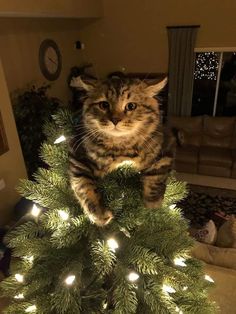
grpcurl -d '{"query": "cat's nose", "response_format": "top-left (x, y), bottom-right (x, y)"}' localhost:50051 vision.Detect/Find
top-left (111, 117), bottom-right (121, 125)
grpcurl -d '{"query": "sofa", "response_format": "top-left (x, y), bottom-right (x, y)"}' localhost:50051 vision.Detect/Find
top-left (168, 116), bottom-right (236, 179)
top-left (192, 241), bottom-right (236, 314)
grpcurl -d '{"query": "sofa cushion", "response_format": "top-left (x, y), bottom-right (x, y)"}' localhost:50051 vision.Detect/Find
top-left (202, 116), bottom-right (235, 148)
top-left (174, 161), bottom-right (198, 173)
top-left (176, 145), bottom-right (198, 163)
top-left (199, 146), bottom-right (232, 167)
top-left (232, 150), bottom-right (236, 178)
top-left (168, 116), bottom-right (202, 146)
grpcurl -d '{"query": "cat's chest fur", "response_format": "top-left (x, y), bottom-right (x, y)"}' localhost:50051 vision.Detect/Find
top-left (84, 134), bottom-right (162, 177)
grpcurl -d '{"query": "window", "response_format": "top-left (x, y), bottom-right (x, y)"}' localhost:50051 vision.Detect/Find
top-left (191, 49), bottom-right (236, 116)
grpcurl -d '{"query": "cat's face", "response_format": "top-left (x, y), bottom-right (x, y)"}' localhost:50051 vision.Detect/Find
top-left (72, 77), bottom-right (166, 138)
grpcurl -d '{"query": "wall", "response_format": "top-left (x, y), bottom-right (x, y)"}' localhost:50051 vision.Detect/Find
top-left (0, 18), bottom-right (98, 103)
top-left (77, 0), bottom-right (236, 76)
top-left (0, 59), bottom-right (27, 226)
top-left (0, 0), bottom-right (103, 18)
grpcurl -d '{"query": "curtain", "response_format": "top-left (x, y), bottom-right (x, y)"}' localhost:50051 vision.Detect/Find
top-left (167, 26), bottom-right (199, 116)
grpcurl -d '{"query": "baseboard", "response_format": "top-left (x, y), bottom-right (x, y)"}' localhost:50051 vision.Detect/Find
top-left (176, 172), bottom-right (236, 191)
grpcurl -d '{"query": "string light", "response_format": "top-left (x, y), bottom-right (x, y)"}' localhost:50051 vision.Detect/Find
top-left (14, 293), bottom-right (24, 299)
top-left (194, 52), bottom-right (219, 81)
top-left (162, 284), bottom-right (176, 294)
top-left (183, 286), bottom-right (188, 291)
top-left (65, 275), bottom-right (76, 285)
top-left (204, 274), bottom-right (214, 283)
top-left (107, 238), bottom-right (119, 252)
top-left (103, 302), bottom-right (108, 309)
top-left (25, 305), bottom-right (37, 313)
top-left (174, 257), bottom-right (187, 267)
top-left (54, 135), bottom-right (66, 144)
top-left (127, 272), bottom-right (140, 282)
top-left (24, 255), bottom-right (34, 263)
top-left (169, 204), bottom-right (176, 210)
top-left (58, 210), bottom-right (69, 221)
top-left (31, 204), bottom-right (41, 217)
top-left (15, 274), bottom-right (24, 283)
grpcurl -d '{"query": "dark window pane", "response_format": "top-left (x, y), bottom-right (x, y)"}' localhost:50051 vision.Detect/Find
top-left (216, 52), bottom-right (236, 116)
top-left (191, 52), bottom-right (220, 116)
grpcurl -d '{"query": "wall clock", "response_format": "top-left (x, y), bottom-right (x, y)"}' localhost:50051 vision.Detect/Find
top-left (39, 39), bottom-right (62, 81)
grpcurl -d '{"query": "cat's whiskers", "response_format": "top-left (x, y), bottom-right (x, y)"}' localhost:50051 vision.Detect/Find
top-left (74, 129), bottom-right (101, 152)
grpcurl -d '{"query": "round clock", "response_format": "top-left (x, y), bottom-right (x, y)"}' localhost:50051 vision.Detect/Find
top-left (39, 39), bottom-right (62, 81)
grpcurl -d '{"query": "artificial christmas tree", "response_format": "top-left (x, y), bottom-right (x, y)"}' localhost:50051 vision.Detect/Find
top-left (1, 110), bottom-right (216, 314)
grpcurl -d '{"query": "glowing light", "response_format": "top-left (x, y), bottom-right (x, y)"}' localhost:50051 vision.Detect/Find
top-left (175, 307), bottom-right (180, 312)
top-left (205, 274), bottom-right (214, 283)
top-left (107, 238), bottom-right (119, 252)
top-left (183, 286), bottom-right (188, 291)
top-left (117, 160), bottom-right (135, 168)
top-left (54, 135), bottom-right (66, 144)
top-left (65, 275), bottom-right (76, 285)
top-left (25, 305), bottom-right (37, 313)
top-left (103, 302), bottom-right (108, 309)
top-left (24, 255), bottom-right (34, 263)
top-left (31, 204), bottom-right (41, 217)
top-left (15, 274), bottom-right (24, 283)
top-left (14, 293), bottom-right (24, 299)
top-left (174, 257), bottom-right (187, 267)
top-left (162, 284), bottom-right (176, 294)
top-left (169, 204), bottom-right (176, 210)
top-left (127, 272), bottom-right (140, 282)
top-left (58, 210), bottom-right (69, 221)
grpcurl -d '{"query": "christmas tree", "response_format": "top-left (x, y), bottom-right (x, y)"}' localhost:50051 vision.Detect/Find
top-left (1, 110), bottom-right (216, 314)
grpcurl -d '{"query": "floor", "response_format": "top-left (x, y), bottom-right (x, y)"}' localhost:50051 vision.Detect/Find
top-left (179, 184), bottom-right (236, 227)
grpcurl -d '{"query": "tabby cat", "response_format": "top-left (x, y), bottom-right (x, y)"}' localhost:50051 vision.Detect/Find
top-left (69, 76), bottom-right (175, 226)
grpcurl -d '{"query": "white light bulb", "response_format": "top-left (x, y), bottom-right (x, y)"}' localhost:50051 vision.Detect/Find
top-left (169, 204), bottom-right (176, 210)
top-left (14, 293), bottom-right (24, 299)
top-left (183, 286), bottom-right (188, 291)
top-left (107, 238), bottom-right (119, 252)
top-left (31, 204), bottom-right (41, 217)
top-left (25, 305), bottom-right (37, 313)
top-left (24, 255), bottom-right (34, 263)
top-left (127, 272), bottom-right (140, 282)
top-left (54, 135), bottom-right (66, 144)
top-left (162, 284), bottom-right (176, 294)
top-left (58, 210), bottom-right (69, 221)
top-left (205, 274), bottom-right (214, 283)
top-left (15, 274), bottom-right (24, 283)
top-left (65, 275), bottom-right (76, 285)
top-left (174, 257), bottom-right (187, 267)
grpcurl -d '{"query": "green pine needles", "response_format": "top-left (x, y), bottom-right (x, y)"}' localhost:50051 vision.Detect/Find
top-left (1, 109), bottom-right (216, 314)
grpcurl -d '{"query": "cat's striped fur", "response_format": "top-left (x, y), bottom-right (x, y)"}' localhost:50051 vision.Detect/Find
top-left (69, 77), bottom-right (175, 226)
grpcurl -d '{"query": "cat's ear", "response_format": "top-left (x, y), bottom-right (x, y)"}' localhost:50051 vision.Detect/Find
top-left (145, 77), bottom-right (168, 97)
top-left (70, 76), bottom-right (96, 92)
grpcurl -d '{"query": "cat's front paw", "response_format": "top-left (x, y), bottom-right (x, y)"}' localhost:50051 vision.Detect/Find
top-left (89, 208), bottom-right (113, 227)
top-left (144, 197), bottom-right (163, 209)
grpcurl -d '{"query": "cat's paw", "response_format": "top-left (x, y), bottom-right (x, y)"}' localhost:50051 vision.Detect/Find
top-left (89, 209), bottom-right (113, 227)
top-left (144, 198), bottom-right (163, 209)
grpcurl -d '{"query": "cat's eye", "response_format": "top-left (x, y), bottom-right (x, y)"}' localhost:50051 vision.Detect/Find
top-left (98, 101), bottom-right (110, 110)
top-left (125, 102), bottom-right (137, 111)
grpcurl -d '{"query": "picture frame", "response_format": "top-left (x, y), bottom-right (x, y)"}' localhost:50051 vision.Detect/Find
top-left (0, 110), bottom-right (8, 155)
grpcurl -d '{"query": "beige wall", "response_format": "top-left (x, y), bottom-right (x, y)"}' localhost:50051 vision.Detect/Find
top-left (77, 0), bottom-right (236, 76)
top-left (0, 59), bottom-right (27, 226)
top-left (0, 0), bottom-right (103, 18)
top-left (0, 18), bottom-right (96, 103)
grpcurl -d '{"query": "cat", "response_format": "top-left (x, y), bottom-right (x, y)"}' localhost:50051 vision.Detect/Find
top-left (69, 76), bottom-right (176, 226)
